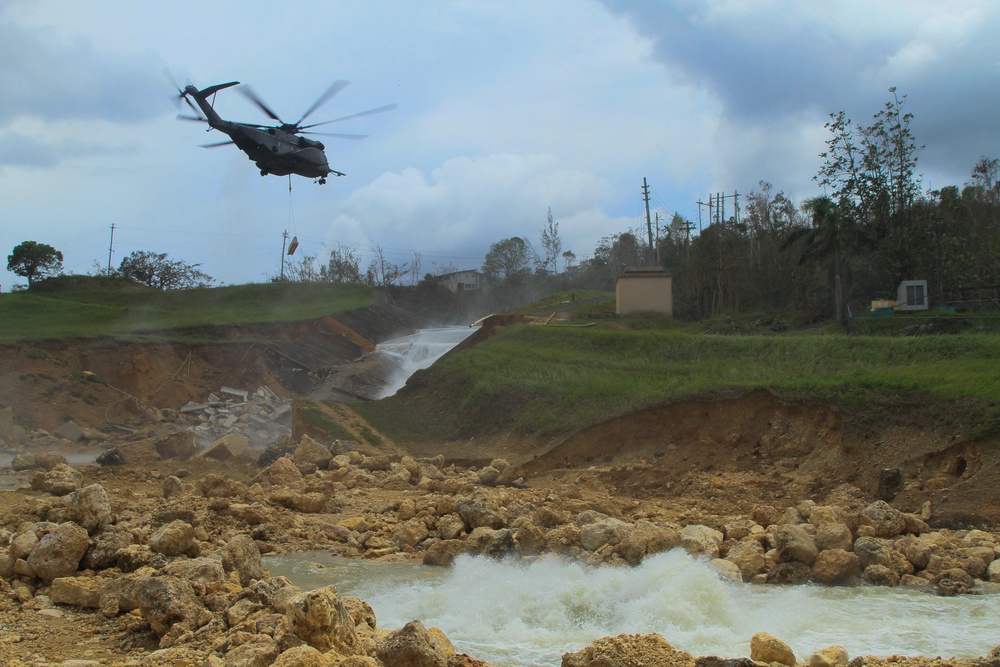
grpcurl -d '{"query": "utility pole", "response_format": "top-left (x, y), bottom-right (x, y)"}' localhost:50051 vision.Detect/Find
top-left (106, 223), bottom-right (116, 276)
top-left (280, 231), bottom-right (289, 281)
top-left (642, 177), bottom-right (654, 266)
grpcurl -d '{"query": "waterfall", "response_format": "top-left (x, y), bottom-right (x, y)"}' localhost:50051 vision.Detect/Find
top-left (373, 326), bottom-right (479, 398)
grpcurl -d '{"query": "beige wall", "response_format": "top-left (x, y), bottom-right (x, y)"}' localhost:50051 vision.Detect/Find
top-left (616, 270), bottom-right (673, 316)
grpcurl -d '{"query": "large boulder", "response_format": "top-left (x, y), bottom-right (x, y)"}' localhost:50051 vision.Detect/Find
top-left (224, 534), bottom-right (267, 585)
top-left (26, 522), bottom-right (90, 582)
top-left (63, 484), bottom-right (112, 534)
top-left (294, 435), bottom-right (333, 469)
top-left (562, 633), bottom-right (693, 667)
top-left (154, 431), bottom-right (199, 459)
top-left (198, 433), bottom-right (249, 460)
top-left (814, 522), bottom-right (854, 552)
top-left (859, 500), bottom-right (906, 538)
top-left (811, 549), bottom-right (861, 585)
top-left (769, 524), bottom-right (818, 565)
top-left (619, 522), bottom-right (680, 565)
top-left (456, 496), bottom-right (507, 531)
top-left (134, 575), bottom-right (210, 638)
top-left (148, 520), bottom-right (195, 557)
top-left (853, 536), bottom-right (913, 576)
top-left (750, 631), bottom-right (796, 666)
top-left (81, 525), bottom-right (133, 570)
top-left (285, 586), bottom-right (361, 655)
top-left (423, 539), bottom-right (468, 567)
top-left (579, 518), bottom-right (630, 552)
top-left (466, 527), bottom-right (515, 558)
top-left (726, 539), bottom-right (767, 581)
top-left (30, 463), bottom-right (83, 496)
top-left (375, 619), bottom-right (455, 667)
top-left (679, 525), bottom-right (724, 558)
top-left (161, 557), bottom-right (226, 596)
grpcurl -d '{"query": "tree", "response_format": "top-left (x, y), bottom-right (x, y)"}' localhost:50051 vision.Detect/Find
top-left (539, 208), bottom-right (562, 274)
top-left (784, 196), bottom-right (847, 322)
top-left (482, 237), bottom-right (531, 307)
top-left (319, 244), bottom-right (363, 283)
top-left (117, 251), bottom-right (213, 290)
top-left (365, 244), bottom-right (407, 298)
top-left (7, 241), bottom-right (63, 287)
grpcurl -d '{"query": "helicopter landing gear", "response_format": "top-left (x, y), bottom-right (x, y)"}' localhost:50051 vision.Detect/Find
top-left (260, 169), bottom-right (268, 176)
top-left (317, 177), bottom-right (327, 185)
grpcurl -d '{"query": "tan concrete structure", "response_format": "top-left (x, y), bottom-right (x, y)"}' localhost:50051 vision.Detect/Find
top-left (615, 267), bottom-right (673, 316)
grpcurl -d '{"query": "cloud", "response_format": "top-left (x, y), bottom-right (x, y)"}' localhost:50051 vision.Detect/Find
top-left (0, 16), bottom-right (165, 127)
top-left (321, 153), bottom-right (616, 267)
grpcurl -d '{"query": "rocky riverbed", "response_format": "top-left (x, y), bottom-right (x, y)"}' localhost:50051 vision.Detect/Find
top-left (2, 429), bottom-right (1000, 667)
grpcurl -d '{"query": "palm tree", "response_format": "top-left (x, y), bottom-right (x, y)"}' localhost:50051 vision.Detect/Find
top-left (784, 196), bottom-right (846, 323)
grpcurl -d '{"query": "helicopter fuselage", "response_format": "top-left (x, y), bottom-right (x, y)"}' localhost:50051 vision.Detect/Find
top-left (182, 82), bottom-right (339, 183)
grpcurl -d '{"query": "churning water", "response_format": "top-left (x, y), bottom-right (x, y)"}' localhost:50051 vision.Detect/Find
top-left (373, 327), bottom-right (479, 398)
top-left (265, 550), bottom-right (1000, 666)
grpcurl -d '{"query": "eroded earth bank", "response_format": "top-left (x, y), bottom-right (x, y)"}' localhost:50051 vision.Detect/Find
top-left (2, 323), bottom-right (1000, 667)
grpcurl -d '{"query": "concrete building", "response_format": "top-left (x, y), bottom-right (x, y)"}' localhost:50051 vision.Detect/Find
top-left (431, 270), bottom-right (484, 294)
top-left (615, 267), bottom-right (673, 316)
top-left (897, 280), bottom-right (929, 311)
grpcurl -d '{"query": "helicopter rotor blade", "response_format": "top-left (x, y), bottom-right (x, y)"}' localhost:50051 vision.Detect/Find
top-left (237, 85), bottom-right (283, 123)
top-left (301, 131), bottom-right (368, 140)
top-left (300, 103), bottom-right (397, 130)
top-left (200, 140), bottom-right (235, 148)
top-left (295, 80), bottom-right (350, 127)
top-left (177, 114), bottom-right (207, 123)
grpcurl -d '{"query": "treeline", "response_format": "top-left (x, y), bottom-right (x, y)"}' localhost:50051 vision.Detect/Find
top-left (491, 90), bottom-right (1000, 321)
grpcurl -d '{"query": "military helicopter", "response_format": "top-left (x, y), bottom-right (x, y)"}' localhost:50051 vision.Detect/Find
top-left (172, 76), bottom-right (395, 184)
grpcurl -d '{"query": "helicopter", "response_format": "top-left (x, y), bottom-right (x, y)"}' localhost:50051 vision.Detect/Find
top-left (172, 77), bottom-right (395, 184)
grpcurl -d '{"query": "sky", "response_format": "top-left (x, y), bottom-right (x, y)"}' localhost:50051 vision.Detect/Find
top-left (3, 0), bottom-right (1000, 289)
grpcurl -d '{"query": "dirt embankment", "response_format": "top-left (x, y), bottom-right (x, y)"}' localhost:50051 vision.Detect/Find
top-left (3, 327), bottom-right (1000, 530)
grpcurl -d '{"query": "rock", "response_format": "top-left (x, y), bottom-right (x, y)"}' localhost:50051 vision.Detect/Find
top-left (26, 522), bottom-right (90, 582)
top-left (197, 473), bottom-right (243, 498)
top-left (562, 633), bottom-right (693, 667)
top-left (769, 524), bottom-right (818, 565)
top-left (271, 645), bottom-right (331, 667)
top-left (116, 544), bottom-right (160, 572)
top-left (877, 468), bottom-right (903, 501)
top-left (199, 433), bottom-right (249, 460)
top-left (580, 518), bottom-right (630, 551)
top-left (934, 568), bottom-right (975, 596)
top-left (161, 557), bottom-right (226, 596)
top-left (862, 564), bottom-right (900, 586)
top-left (810, 645), bottom-right (849, 667)
top-left (723, 518), bottom-right (760, 541)
top-left (680, 525), bottom-right (724, 558)
top-left (811, 549), bottom-right (861, 585)
top-left (148, 520), bottom-right (195, 557)
top-left (285, 586), bottom-right (360, 654)
top-left (533, 506), bottom-right (569, 527)
top-left (224, 534), bottom-right (267, 586)
top-left (163, 476), bottom-right (184, 498)
top-left (63, 484), bottom-right (112, 534)
top-left (859, 500), bottom-right (906, 538)
top-left (135, 575), bottom-right (209, 638)
top-left (456, 496), bottom-right (506, 530)
top-left (725, 540), bottom-right (766, 581)
top-left (393, 518), bottom-right (430, 550)
top-left (466, 527), bottom-right (515, 558)
top-left (988, 558), bottom-right (1000, 583)
top-left (376, 619), bottom-right (455, 667)
top-left (260, 456), bottom-right (304, 487)
top-left (219, 635), bottom-right (281, 666)
top-left (619, 522), bottom-right (680, 565)
top-left (54, 420), bottom-right (85, 442)
top-left (853, 536), bottom-right (912, 576)
top-left (81, 525), bottom-right (133, 570)
top-left (294, 435), bottom-right (333, 469)
top-left (814, 522), bottom-right (853, 552)
top-left (710, 558), bottom-right (743, 582)
top-left (154, 431), bottom-right (199, 459)
top-left (750, 632), bottom-right (796, 666)
top-left (95, 448), bottom-right (124, 466)
top-left (514, 520), bottom-right (548, 555)
top-left (30, 463), bottom-right (83, 495)
top-left (11, 452), bottom-right (67, 470)
top-left (271, 489), bottom-right (328, 513)
top-left (767, 561), bottom-right (812, 584)
top-left (361, 455), bottom-right (392, 472)
top-left (423, 539), bottom-right (468, 567)
top-left (477, 466), bottom-right (501, 486)
top-left (51, 575), bottom-right (103, 608)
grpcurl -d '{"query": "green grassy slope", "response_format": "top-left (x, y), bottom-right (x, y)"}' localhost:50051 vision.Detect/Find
top-left (354, 324), bottom-right (1000, 443)
top-left (0, 281), bottom-right (375, 342)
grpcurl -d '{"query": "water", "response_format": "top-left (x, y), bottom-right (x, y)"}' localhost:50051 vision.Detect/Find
top-left (265, 551), bottom-right (1000, 665)
top-left (373, 327), bottom-right (479, 398)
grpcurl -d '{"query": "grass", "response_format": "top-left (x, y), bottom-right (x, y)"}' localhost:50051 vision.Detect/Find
top-left (0, 281), bottom-right (375, 343)
top-left (354, 324), bottom-right (1000, 442)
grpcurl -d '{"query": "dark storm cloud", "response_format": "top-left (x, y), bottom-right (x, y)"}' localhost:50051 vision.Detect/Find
top-left (601, 1), bottom-right (1000, 188)
top-left (0, 18), bottom-right (166, 127)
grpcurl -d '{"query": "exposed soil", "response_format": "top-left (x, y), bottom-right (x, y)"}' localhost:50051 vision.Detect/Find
top-left (2, 324), bottom-right (1000, 664)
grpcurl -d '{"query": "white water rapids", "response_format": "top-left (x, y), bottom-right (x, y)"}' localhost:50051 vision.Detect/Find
top-left (372, 326), bottom-right (479, 399)
top-left (266, 551), bottom-right (1000, 666)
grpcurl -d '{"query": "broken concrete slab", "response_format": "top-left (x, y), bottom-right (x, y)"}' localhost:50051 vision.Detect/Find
top-left (54, 421), bottom-right (85, 443)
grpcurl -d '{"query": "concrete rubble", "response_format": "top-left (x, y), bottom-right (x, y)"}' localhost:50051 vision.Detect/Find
top-left (178, 385), bottom-right (291, 447)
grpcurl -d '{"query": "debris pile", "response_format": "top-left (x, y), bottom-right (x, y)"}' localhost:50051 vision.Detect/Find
top-left (179, 385), bottom-right (291, 447)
